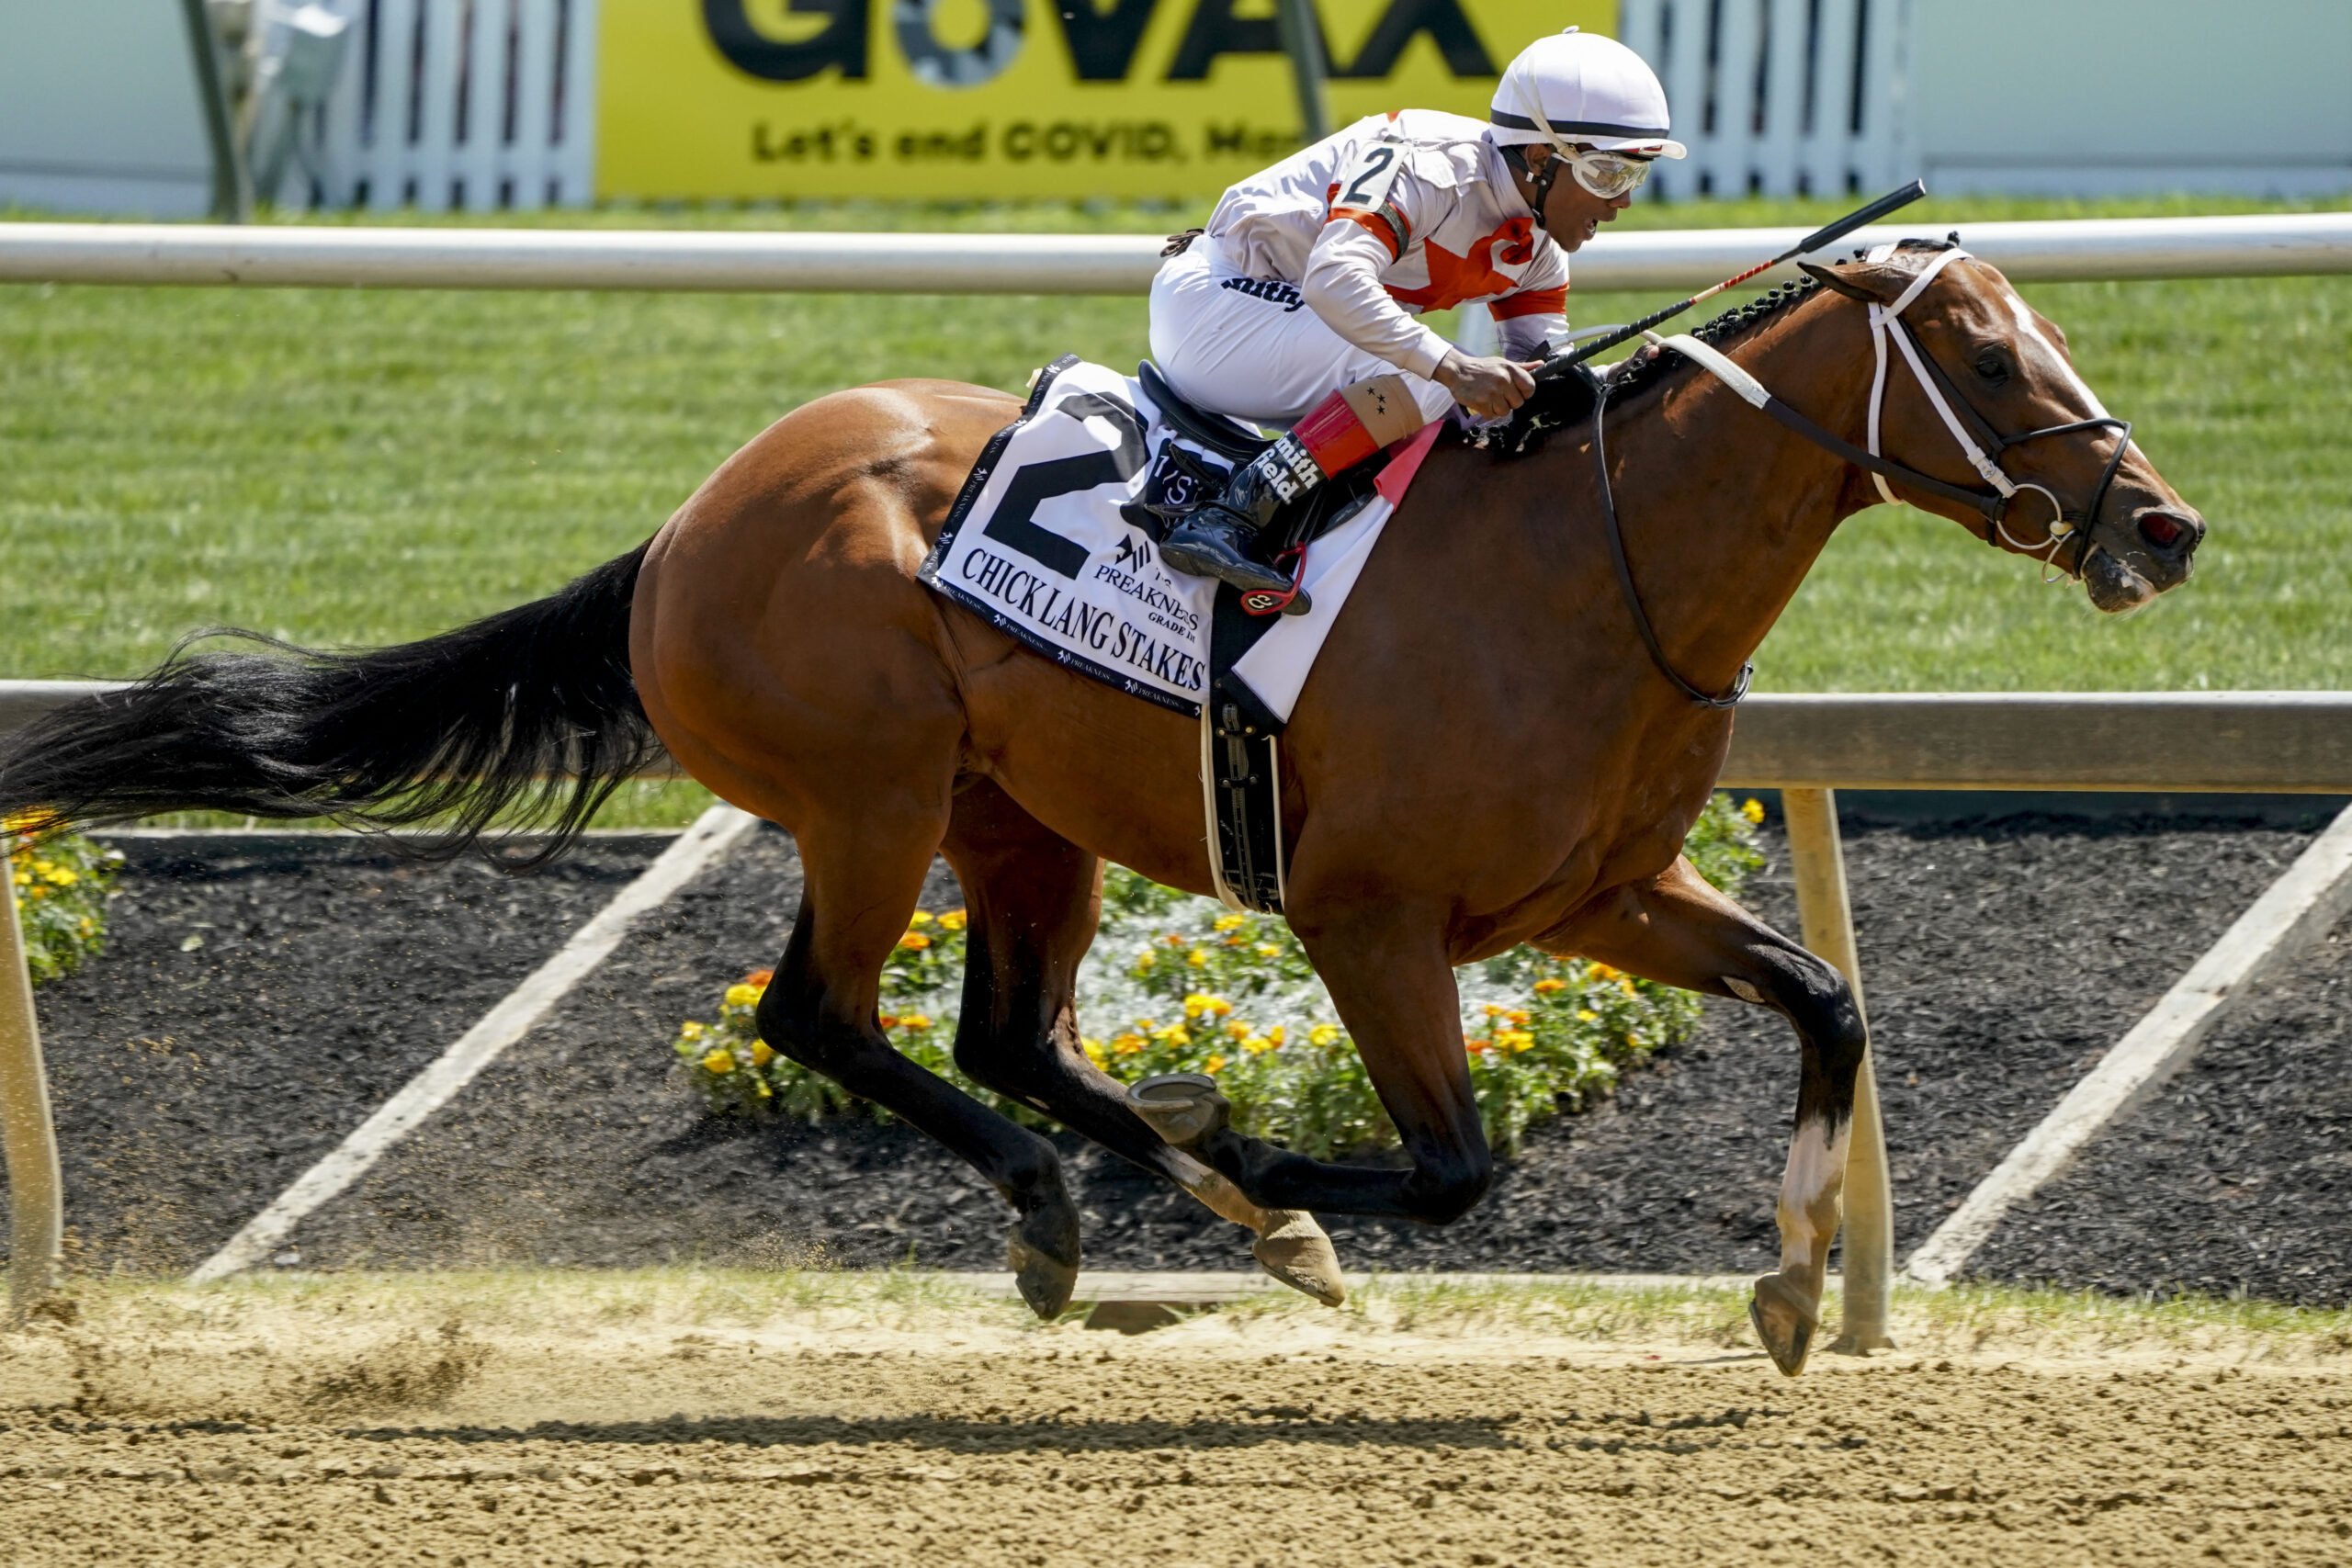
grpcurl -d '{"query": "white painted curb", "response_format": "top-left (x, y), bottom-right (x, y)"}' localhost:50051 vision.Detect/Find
top-left (1905, 802), bottom-right (2352, 1285)
top-left (187, 804), bottom-right (761, 1283)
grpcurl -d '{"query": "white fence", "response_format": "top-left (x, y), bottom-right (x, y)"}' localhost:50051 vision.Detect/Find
top-left (1617, 0), bottom-right (1912, 203)
top-left (298, 0), bottom-right (596, 212)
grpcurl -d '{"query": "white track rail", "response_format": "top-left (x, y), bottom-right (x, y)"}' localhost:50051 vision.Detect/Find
top-left (3, 213), bottom-right (2349, 295)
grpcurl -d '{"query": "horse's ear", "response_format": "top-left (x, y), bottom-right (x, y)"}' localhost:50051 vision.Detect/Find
top-left (1800, 261), bottom-right (1883, 303)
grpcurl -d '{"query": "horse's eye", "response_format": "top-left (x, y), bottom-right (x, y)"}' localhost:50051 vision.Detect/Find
top-left (1973, 348), bottom-right (2012, 385)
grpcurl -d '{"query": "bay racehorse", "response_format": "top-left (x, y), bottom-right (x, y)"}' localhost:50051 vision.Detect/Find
top-left (0, 242), bottom-right (2204, 1373)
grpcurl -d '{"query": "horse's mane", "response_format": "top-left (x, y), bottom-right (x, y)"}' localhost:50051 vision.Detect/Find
top-left (1478, 235), bottom-right (1963, 458)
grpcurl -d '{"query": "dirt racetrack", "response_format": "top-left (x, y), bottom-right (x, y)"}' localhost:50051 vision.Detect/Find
top-left (3, 1273), bottom-right (2348, 1566)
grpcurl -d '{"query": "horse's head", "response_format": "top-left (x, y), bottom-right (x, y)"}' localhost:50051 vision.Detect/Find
top-left (1803, 244), bottom-right (2203, 614)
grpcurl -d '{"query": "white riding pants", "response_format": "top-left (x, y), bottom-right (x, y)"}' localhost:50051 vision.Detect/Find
top-left (1147, 239), bottom-right (1457, 430)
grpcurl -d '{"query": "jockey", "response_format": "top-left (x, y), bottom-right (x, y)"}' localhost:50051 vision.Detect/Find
top-left (1150, 28), bottom-right (1684, 603)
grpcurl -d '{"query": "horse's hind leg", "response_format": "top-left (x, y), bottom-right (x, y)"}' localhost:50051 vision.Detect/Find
top-left (754, 813), bottom-right (1082, 1318)
top-left (939, 779), bottom-right (1345, 1305)
top-left (1560, 856), bottom-right (1870, 1378)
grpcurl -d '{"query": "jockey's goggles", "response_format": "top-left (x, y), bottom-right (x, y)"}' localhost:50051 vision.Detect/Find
top-left (1560, 146), bottom-right (1654, 201)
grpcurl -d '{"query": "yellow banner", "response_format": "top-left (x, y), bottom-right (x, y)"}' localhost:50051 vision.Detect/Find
top-left (597, 0), bottom-right (1619, 200)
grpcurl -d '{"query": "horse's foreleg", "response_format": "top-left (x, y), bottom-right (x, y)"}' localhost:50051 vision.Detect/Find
top-left (1560, 856), bottom-right (1869, 1377)
top-left (940, 781), bottom-right (1345, 1304)
top-left (1169, 906), bottom-right (1492, 1226)
top-left (755, 815), bottom-right (1082, 1319)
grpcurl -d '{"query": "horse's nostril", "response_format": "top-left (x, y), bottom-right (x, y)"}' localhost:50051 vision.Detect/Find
top-left (2138, 512), bottom-right (2188, 550)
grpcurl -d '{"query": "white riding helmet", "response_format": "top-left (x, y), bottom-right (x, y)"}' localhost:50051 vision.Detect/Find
top-left (1490, 28), bottom-right (1687, 160)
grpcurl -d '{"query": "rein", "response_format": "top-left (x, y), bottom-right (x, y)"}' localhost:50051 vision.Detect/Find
top-left (1592, 247), bottom-right (2132, 707)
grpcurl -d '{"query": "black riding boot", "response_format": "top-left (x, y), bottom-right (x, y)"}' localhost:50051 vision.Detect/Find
top-left (1159, 439), bottom-right (1316, 611)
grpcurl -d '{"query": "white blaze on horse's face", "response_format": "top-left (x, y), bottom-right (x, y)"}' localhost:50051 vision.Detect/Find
top-left (1998, 288), bottom-right (2114, 423)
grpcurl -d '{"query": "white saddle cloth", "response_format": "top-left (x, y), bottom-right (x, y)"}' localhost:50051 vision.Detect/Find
top-left (918, 355), bottom-right (1404, 724)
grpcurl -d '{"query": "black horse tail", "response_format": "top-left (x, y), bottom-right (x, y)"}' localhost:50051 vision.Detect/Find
top-left (0, 542), bottom-right (660, 869)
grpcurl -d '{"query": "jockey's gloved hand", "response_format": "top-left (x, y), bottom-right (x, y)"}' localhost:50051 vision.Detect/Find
top-left (1435, 349), bottom-right (1540, 420)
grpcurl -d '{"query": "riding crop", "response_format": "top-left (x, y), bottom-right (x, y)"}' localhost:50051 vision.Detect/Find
top-left (1536, 178), bottom-right (1929, 378)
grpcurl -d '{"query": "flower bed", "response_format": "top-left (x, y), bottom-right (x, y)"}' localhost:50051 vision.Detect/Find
top-left (674, 795), bottom-right (1765, 1157)
top-left (5, 815), bottom-right (122, 984)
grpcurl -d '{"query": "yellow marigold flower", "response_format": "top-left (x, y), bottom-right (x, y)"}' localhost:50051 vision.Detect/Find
top-left (1134, 950), bottom-right (1157, 970)
top-left (724, 983), bottom-right (763, 1009)
top-left (1589, 963), bottom-right (1622, 982)
top-left (1081, 1037), bottom-right (1107, 1067)
top-left (1204, 1055), bottom-right (1226, 1074)
top-left (1186, 948), bottom-right (1208, 968)
top-left (897, 1012), bottom-right (933, 1031)
top-left (9, 869), bottom-right (26, 887)
top-left (1255, 943), bottom-right (1282, 959)
top-left (1149, 1022), bottom-right (1191, 1046)
top-left (749, 1040), bottom-right (775, 1067)
top-left (939, 909), bottom-right (968, 931)
top-left (44, 866), bottom-right (76, 886)
top-left (1112, 1032), bottom-right (1147, 1055)
top-left (1265, 1024), bottom-right (1284, 1047)
top-left (1225, 1020), bottom-right (1250, 1040)
top-left (1481, 1002), bottom-right (1505, 1018)
top-left (2, 809), bottom-right (51, 837)
top-left (909, 910), bottom-right (934, 926)
top-left (755, 1080), bottom-right (772, 1098)
top-left (701, 1048), bottom-right (736, 1075)
top-left (1182, 992), bottom-right (1213, 1019)
top-left (1308, 1024), bottom-right (1340, 1047)
top-left (1742, 797), bottom-right (1766, 825)
top-left (1506, 1010), bottom-right (1532, 1025)
top-left (899, 931), bottom-right (932, 950)
top-left (1619, 977), bottom-right (1638, 997)
top-left (1242, 1033), bottom-right (1274, 1055)
top-left (1498, 1030), bottom-right (1536, 1053)
top-left (1532, 978), bottom-right (1567, 994)
top-left (1577, 1009), bottom-right (1599, 1022)
top-left (1213, 913), bottom-right (1248, 932)
top-left (679, 1021), bottom-right (707, 1040)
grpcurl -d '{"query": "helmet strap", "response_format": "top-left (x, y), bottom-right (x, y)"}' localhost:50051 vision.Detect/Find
top-left (1501, 142), bottom-right (1563, 231)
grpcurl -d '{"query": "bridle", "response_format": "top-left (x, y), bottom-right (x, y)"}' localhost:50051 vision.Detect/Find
top-left (1590, 244), bottom-right (2134, 709)
top-left (1856, 243), bottom-right (2133, 581)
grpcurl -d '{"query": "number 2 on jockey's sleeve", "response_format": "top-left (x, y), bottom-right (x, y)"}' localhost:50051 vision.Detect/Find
top-left (1335, 132), bottom-right (1407, 214)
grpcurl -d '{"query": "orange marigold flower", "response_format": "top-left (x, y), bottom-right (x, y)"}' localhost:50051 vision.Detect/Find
top-left (1532, 978), bottom-right (1567, 994)
top-left (899, 931), bottom-right (932, 950)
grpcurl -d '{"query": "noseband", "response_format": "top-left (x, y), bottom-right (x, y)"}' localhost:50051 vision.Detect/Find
top-left (1590, 244), bottom-right (2133, 709)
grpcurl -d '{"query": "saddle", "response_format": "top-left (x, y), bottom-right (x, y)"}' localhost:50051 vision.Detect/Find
top-left (1135, 360), bottom-right (1391, 556)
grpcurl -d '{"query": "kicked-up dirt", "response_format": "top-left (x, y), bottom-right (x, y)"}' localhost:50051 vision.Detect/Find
top-left (1, 1273), bottom-right (2347, 1566)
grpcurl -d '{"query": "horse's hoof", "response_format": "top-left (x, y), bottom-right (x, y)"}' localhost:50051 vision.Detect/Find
top-left (1251, 1210), bottom-right (1346, 1306)
top-left (1006, 1195), bottom-right (1081, 1321)
top-left (1126, 1073), bottom-right (1231, 1149)
top-left (1748, 1271), bottom-right (1821, 1378)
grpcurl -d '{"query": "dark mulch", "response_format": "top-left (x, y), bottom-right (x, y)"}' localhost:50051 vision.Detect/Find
top-left (2, 833), bottom-right (668, 1272)
top-left (7, 813), bottom-right (2342, 1297)
top-left (1972, 920), bottom-right (2352, 1306)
